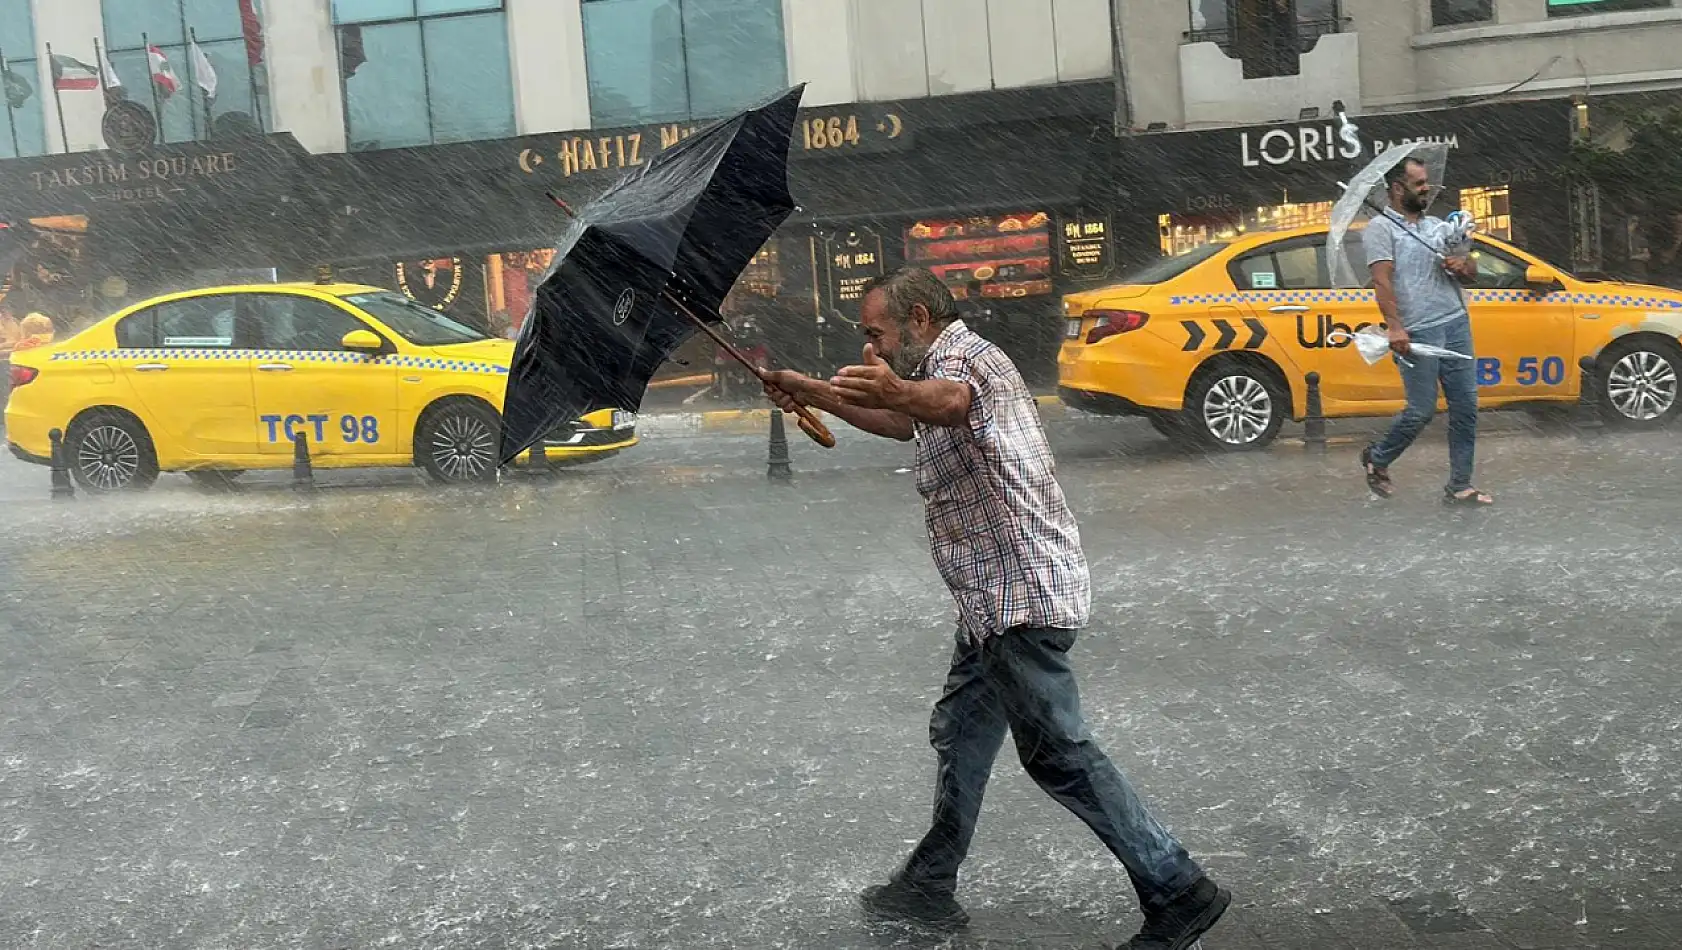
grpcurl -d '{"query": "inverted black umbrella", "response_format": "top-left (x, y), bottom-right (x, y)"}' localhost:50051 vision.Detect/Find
top-left (498, 84), bottom-right (834, 466)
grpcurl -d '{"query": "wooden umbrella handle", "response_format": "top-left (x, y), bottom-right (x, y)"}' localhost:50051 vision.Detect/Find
top-left (664, 291), bottom-right (837, 449)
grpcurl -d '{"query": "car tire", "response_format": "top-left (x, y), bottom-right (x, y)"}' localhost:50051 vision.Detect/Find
top-left (1599, 337), bottom-right (1682, 430)
top-left (416, 400), bottom-right (501, 484)
top-left (1180, 361), bottom-right (1286, 451)
top-left (1147, 411), bottom-right (1193, 444)
top-left (64, 409), bottom-right (159, 493)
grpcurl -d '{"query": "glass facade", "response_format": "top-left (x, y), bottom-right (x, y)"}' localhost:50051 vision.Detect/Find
top-left (334, 0), bottom-right (515, 150)
top-left (0, 0), bottom-right (48, 157)
top-left (581, 0), bottom-right (788, 127)
top-left (102, 0), bottom-right (266, 144)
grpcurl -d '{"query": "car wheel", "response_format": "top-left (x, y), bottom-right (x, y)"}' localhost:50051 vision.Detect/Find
top-left (416, 400), bottom-right (501, 484)
top-left (1147, 411), bottom-right (1192, 443)
top-left (1181, 362), bottom-right (1285, 451)
top-left (64, 409), bottom-right (159, 493)
top-left (1600, 337), bottom-right (1682, 429)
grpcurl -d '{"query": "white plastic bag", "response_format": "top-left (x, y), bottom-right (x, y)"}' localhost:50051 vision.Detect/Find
top-left (1328, 328), bottom-right (1473, 368)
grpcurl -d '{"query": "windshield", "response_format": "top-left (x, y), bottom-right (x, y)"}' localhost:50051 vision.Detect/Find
top-left (1115, 242), bottom-right (1229, 286)
top-left (344, 291), bottom-right (490, 346)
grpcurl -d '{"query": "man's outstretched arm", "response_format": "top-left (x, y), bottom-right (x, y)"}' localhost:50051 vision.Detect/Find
top-left (762, 370), bottom-right (915, 442)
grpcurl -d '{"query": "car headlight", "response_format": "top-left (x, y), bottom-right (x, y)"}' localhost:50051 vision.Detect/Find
top-left (612, 410), bottom-right (637, 429)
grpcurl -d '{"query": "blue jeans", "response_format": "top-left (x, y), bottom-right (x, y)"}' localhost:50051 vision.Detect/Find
top-left (1369, 318), bottom-right (1478, 492)
top-left (898, 626), bottom-right (1203, 911)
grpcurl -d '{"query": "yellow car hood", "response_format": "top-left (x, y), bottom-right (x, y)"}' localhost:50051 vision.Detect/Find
top-left (430, 338), bottom-right (515, 365)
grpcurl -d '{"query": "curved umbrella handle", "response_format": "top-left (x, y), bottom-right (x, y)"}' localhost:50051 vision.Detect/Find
top-left (792, 405), bottom-right (837, 448)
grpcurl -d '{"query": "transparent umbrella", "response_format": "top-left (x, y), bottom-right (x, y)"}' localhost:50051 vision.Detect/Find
top-left (1327, 140), bottom-right (1453, 289)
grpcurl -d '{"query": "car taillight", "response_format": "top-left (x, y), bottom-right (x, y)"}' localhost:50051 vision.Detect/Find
top-left (1085, 310), bottom-right (1149, 344)
top-left (8, 364), bottom-right (37, 387)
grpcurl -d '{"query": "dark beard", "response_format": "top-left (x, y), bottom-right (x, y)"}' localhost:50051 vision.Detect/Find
top-left (1401, 191), bottom-right (1429, 214)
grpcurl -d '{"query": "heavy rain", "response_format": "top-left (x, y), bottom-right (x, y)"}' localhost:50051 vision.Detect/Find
top-left (4, 1), bottom-right (1682, 948)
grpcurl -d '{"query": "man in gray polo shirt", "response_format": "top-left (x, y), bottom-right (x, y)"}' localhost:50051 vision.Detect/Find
top-left (1361, 157), bottom-right (1494, 506)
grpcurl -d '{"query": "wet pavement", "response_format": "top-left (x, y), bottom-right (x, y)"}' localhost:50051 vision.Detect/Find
top-left (3, 410), bottom-right (1682, 948)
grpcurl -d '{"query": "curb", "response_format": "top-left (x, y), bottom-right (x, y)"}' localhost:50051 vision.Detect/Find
top-left (637, 394), bottom-right (1066, 437)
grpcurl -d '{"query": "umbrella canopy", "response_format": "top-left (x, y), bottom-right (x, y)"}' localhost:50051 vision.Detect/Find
top-left (1327, 140), bottom-right (1451, 289)
top-left (498, 85), bottom-right (805, 465)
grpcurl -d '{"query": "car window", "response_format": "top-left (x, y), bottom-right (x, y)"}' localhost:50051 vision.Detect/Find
top-left (150, 296), bottom-right (238, 349)
top-left (1115, 242), bottom-right (1230, 286)
top-left (343, 291), bottom-right (489, 347)
top-left (1232, 241), bottom-right (1329, 290)
top-left (248, 294), bottom-right (372, 351)
top-left (114, 310), bottom-right (157, 348)
top-left (1464, 241), bottom-right (1532, 290)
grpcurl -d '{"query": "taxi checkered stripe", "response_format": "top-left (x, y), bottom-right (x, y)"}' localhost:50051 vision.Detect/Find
top-left (47, 348), bottom-right (510, 375)
top-left (1168, 291), bottom-right (1682, 309)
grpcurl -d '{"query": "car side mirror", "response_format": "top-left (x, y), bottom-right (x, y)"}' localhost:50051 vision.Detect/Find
top-left (341, 329), bottom-right (383, 353)
top-left (1525, 264), bottom-right (1560, 291)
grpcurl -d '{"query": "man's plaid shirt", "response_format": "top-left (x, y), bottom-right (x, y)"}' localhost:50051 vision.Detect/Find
top-left (911, 320), bottom-right (1090, 643)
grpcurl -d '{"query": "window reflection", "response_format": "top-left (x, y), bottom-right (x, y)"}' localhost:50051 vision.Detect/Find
top-left (582, 0), bottom-right (788, 127)
top-left (336, 4), bottom-right (514, 150)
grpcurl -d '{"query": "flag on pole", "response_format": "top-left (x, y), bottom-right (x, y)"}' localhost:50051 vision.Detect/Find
top-left (147, 45), bottom-right (180, 98)
top-left (3, 63), bottom-right (32, 109)
top-left (239, 0), bottom-right (266, 66)
top-left (98, 44), bottom-right (122, 93)
top-left (189, 37), bottom-right (217, 100)
top-left (50, 54), bottom-right (99, 91)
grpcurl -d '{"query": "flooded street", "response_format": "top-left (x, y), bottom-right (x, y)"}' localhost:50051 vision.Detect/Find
top-left (3, 415), bottom-right (1681, 948)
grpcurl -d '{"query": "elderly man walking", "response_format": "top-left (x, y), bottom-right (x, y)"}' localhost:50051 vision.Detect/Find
top-left (763, 267), bottom-right (1229, 950)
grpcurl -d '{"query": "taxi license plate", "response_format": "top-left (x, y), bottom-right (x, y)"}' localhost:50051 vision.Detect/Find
top-left (1065, 319), bottom-right (1082, 339)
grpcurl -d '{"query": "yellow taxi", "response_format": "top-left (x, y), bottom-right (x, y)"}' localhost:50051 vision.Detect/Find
top-left (1058, 225), bottom-right (1682, 449)
top-left (5, 282), bottom-right (637, 491)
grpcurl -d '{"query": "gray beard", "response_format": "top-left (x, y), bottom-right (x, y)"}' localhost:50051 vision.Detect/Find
top-left (890, 341), bottom-right (930, 377)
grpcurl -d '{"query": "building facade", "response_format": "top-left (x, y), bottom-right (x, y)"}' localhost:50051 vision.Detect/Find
top-left (1, 0), bottom-right (1679, 382)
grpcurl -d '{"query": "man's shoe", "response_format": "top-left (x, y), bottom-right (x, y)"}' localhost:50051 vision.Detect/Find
top-left (1123, 877), bottom-right (1231, 949)
top-left (860, 879), bottom-right (970, 930)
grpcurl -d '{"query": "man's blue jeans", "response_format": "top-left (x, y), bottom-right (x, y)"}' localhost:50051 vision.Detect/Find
top-left (898, 626), bottom-right (1203, 911)
top-left (1369, 318), bottom-right (1478, 493)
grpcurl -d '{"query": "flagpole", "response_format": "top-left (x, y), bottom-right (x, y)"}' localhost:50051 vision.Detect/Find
top-left (45, 42), bottom-right (68, 154)
top-left (249, 67), bottom-right (263, 134)
top-left (140, 33), bottom-right (164, 145)
top-left (0, 47), bottom-right (19, 158)
top-left (185, 29), bottom-right (199, 142)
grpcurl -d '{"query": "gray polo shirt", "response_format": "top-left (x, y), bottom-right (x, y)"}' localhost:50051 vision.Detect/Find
top-left (1364, 212), bottom-right (1469, 333)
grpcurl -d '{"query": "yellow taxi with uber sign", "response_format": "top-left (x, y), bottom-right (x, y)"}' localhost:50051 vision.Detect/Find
top-left (5, 282), bottom-right (637, 490)
top-left (1058, 224), bottom-right (1682, 449)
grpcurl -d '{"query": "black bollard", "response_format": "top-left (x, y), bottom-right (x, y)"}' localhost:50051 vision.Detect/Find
top-left (1575, 354), bottom-right (1605, 438)
top-left (528, 443), bottom-right (551, 474)
top-left (48, 428), bottom-right (74, 501)
top-left (767, 408), bottom-right (792, 481)
top-left (1303, 371), bottom-right (1327, 450)
top-left (292, 431), bottom-right (315, 491)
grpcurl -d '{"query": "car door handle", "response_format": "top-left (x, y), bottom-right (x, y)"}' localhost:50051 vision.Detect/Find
top-left (258, 363), bottom-right (295, 372)
top-left (133, 363), bottom-right (169, 372)
top-left (1268, 305), bottom-right (1310, 313)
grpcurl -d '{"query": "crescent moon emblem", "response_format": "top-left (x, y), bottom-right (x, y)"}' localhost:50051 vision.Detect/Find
top-left (518, 149), bottom-right (544, 174)
top-left (884, 114), bottom-right (903, 139)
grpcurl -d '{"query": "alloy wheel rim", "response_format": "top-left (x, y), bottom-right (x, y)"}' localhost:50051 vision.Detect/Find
top-left (77, 425), bottom-right (141, 490)
top-left (430, 414), bottom-right (495, 481)
top-left (1608, 351), bottom-right (1678, 421)
top-left (1203, 375), bottom-right (1272, 445)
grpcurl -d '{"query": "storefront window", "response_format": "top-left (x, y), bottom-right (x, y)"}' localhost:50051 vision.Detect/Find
top-left (905, 213), bottom-right (1054, 300)
top-left (582, 0), bottom-right (788, 127)
top-left (485, 248), bottom-right (556, 336)
top-left (1458, 185), bottom-right (1512, 240)
top-left (335, 2), bottom-right (515, 150)
top-left (0, 0), bottom-right (47, 157)
top-left (1547, 0), bottom-right (1671, 15)
top-left (103, 0), bottom-right (267, 144)
top-left (1158, 199), bottom-right (1334, 256)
